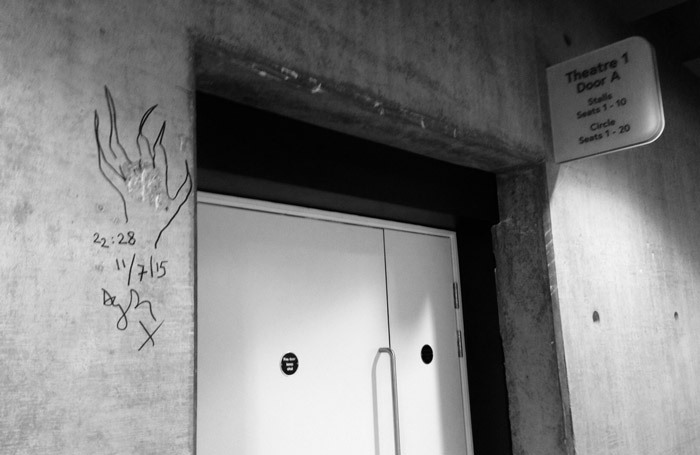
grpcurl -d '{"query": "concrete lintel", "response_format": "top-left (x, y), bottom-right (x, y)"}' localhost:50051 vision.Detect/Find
top-left (194, 37), bottom-right (536, 172)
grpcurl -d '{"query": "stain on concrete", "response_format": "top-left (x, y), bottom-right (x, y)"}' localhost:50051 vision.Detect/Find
top-left (12, 200), bottom-right (33, 225)
top-left (125, 162), bottom-right (166, 210)
top-left (7, 279), bottom-right (18, 300)
top-left (46, 223), bottom-right (60, 244)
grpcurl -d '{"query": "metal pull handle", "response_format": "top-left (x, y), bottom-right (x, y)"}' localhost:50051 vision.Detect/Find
top-left (378, 347), bottom-right (401, 455)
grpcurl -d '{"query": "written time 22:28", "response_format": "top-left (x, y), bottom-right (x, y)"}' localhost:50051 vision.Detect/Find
top-left (566, 52), bottom-right (631, 145)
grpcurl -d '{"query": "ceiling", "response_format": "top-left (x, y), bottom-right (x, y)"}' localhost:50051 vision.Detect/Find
top-left (606, 0), bottom-right (700, 78)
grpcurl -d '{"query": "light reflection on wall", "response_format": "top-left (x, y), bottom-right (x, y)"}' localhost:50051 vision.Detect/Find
top-left (546, 109), bottom-right (700, 452)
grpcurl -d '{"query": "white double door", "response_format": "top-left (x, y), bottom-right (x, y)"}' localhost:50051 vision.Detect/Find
top-left (197, 194), bottom-right (473, 454)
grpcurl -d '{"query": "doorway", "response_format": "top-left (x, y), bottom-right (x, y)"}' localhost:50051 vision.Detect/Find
top-left (197, 193), bottom-right (472, 453)
top-left (195, 92), bottom-right (511, 453)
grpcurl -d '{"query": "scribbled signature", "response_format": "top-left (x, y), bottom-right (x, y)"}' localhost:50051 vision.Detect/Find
top-left (102, 288), bottom-right (164, 351)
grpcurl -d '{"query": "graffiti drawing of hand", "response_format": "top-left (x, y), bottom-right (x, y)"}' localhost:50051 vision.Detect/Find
top-left (93, 86), bottom-right (192, 249)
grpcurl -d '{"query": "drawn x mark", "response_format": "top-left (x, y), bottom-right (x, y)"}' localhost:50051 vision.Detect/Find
top-left (138, 320), bottom-right (165, 352)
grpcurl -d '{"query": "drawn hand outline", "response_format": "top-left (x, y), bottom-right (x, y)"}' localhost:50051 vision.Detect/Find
top-left (93, 86), bottom-right (192, 249)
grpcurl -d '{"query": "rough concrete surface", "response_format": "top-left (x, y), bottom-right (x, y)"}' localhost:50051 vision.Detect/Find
top-left (0, 1), bottom-right (195, 453)
top-left (547, 62), bottom-right (700, 454)
top-left (195, 39), bottom-right (535, 172)
top-left (195, 0), bottom-right (549, 171)
top-left (493, 166), bottom-right (571, 455)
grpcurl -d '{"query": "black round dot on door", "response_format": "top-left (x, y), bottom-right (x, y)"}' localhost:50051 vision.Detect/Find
top-left (281, 352), bottom-right (299, 375)
top-left (421, 345), bottom-right (434, 364)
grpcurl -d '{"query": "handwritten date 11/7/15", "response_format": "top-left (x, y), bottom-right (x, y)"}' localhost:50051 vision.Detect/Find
top-left (116, 254), bottom-right (168, 286)
top-left (93, 231), bottom-right (135, 248)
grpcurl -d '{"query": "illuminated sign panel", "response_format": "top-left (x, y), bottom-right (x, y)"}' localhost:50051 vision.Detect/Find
top-left (547, 37), bottom-right (664, 163)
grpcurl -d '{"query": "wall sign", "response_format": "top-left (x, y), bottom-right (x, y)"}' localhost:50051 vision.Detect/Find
top-left (546, 36), bottom-right (664, 163)
top-left (281, 353), bottom-right (299, 375)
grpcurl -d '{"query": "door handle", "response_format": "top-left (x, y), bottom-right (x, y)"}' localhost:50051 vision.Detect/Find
top-left (378, 347), bottom-right (401, 455)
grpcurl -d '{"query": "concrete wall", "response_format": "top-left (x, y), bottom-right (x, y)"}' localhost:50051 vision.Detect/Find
top-left (547, 62), bottom-right (700, 453)
top-left (0, 1), bottom-right (195, 453)
top-left (530, 0), bottom-right (700, 452)
top-left (3, 0), bottom-right (700, 454)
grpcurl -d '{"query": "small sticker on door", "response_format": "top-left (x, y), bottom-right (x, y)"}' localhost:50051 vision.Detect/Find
top-left (281, 353), bottom-right (299, 375)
